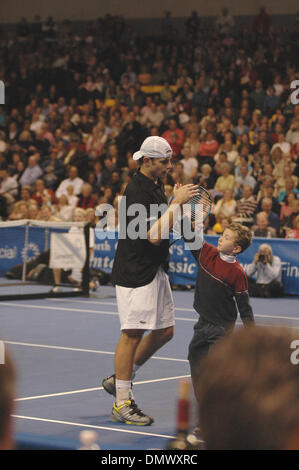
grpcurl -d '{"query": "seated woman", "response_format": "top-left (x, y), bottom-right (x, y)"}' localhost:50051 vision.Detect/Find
top-left (285, 214), bottom-right (299, 239)
top-left (8, 201), bottom-right (29, 220)
top-left (252, 212), bottom-right (277, 238)
top-left (280, 191), bottom-right (297, 223)
top-left (53, 194), bottom-right (73, 221)
top-left (212, 189), bottom-right (237, 219)
top-left (76, 183), bottom-right (97, 209)
top-left (213, 162), bottom-right (235, 197)
top-left (32, 179), bottom-right (57, 207)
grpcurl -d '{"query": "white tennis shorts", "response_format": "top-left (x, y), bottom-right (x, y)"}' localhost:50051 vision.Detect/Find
top-left (116, 267), bottom-right (175, 331)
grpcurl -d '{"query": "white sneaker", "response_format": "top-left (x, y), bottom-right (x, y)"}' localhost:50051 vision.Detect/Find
top-left (51, 286), bottom-right (62, 293)
top-left (110, 400), bottom-right (154, 426)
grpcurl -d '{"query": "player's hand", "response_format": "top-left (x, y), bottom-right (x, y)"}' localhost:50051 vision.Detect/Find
top-left (254, 253), bottom-right (259, 264)
top-left (173, 183), bottom-right (182, 194)
top-left (172, 184), bottom-right (199, 205)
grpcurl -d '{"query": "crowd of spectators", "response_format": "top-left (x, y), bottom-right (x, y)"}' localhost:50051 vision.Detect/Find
top-left (0, 8), bottom-right (298, 238)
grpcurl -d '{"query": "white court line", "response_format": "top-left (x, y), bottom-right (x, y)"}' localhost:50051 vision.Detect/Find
top-left (0, 302), bottom-right (196, 322)
top-left (2, 301), bottom-right (299, 322)
top-left (15, 375), bottom-right (191, 402)
top-left (12, 415), bottom-right (175, 440)
top-left (49, 297), bottom-right (197, 312)
top-left (58, 299), bottom-right (299, 321)
top-left (5, 340), bottom-right (189, 363)
top-left (1, 302), bottom-right (119, 317)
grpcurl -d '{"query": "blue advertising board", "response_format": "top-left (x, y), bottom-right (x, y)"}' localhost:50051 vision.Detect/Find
top-left (0, 226), bottom-right (298, 295)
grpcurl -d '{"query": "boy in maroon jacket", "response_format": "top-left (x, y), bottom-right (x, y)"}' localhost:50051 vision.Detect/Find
top-left (188, 223), bottom-right (255, 406)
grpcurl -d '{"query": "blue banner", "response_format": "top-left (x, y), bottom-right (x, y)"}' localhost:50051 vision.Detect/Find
top-left (168, 236), bottom-right (299, 296)
top-left (92, 232), bottom-right (299, 296)
top-left (0, 225), bottom-right (69, 276)
top-left (0, 225), bottom-right (46, 274)
top-left (1, 226), bottom-right (298, 295)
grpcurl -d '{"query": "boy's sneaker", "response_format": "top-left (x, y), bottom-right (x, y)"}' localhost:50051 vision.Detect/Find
top-left (102, 374), bottom-right (116, 396)
top-left (110, 400), bottom-right (154, 426)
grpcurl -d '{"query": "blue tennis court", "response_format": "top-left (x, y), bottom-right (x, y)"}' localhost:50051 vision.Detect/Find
top-left (1, 287), bottom-right (298, 450)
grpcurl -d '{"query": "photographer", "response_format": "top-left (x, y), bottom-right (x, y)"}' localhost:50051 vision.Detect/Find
top-left (245, 243), bottom-right (283, 297)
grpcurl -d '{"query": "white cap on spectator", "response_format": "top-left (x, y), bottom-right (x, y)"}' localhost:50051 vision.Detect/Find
top-left (133, 136), bottom-right (173, 160)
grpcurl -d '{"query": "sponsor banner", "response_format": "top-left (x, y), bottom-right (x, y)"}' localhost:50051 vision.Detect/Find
top-left (0, 227), bottom-right (298, 295)
top-left (91, 232), bottom-right (299, 296)
top-left (0, 225), bottom-right (45, 275)
top-left (49, 232), bottom-right (86, 269)
top-left (169, 236), bottom-right (299, 295)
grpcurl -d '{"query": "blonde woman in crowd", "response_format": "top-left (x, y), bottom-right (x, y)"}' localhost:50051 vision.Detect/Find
top-left (213, 189), bottom-right (237, 219)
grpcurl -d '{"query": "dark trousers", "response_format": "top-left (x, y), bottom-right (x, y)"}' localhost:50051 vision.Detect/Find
top-left (247, 278), bottom-right (284, 298)
top-left (188, 320), bottom-right (228, 380)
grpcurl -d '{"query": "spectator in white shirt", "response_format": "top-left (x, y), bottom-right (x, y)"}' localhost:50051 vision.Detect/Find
top-left (55, 165), bottom-right (83, 199)
top-left (180, 142), bottom-right (198, 179)
top-left (53, 194), bottom-right (73, 221)
top-left (139, 102), bottom-right (164, 128)
top-left (271, 133), bottom-right (291, 155)
top-left (66, 185), bottom-right (79, 208)
top-left (286, 118), bottom-right (299, 145)
top-left (0, 169), bottom-right (18, 200)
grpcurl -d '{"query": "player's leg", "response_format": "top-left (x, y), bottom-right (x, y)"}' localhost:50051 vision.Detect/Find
top-left (133, 326), bottom-right (174, 367)
top-left (132, 266), bottom-right (175, 365)
top-left (114, 329), bottom-right (143, 383)
top-left (188, 329), bottom-right (210, 404)
top-left (189, 322), bottom-right (226, 402)
top-left (104, 283), bottom-right (157, 425)
top-left (110, 328), bottom-right (154, 425)
top-left (51, 268), bottom-right (62, 292)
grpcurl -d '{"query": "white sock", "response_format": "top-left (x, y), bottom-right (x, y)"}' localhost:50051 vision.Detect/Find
top-left (131, 364), bottom-right (141, 381)
top-left (115, 379), bottom-right (132, 406)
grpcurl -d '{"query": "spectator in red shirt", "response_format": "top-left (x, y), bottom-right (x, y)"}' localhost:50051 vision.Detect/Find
top-left (197, 132), bottom-right (219, 168)
top-left (162, 118), bottom-right (185, 160)
top-left (76, 183), bottom-right (97, 209)
top-left (32, 178), bottom-right (57, 207)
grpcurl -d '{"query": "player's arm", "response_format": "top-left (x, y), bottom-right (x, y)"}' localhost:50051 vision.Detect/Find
top-left (235, 291), bottom-right (255, 326)
top-left (147, 184), bottom-right (199, 245)
top-left (179, 202), bottom-right (205, 260)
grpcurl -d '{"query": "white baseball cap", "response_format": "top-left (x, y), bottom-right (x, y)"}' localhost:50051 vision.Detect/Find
top-left (133, 136), bottom-right (173, 161)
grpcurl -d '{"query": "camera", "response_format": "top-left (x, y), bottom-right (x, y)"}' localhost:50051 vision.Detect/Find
top-left (258, 254), bottom-right (266, 263)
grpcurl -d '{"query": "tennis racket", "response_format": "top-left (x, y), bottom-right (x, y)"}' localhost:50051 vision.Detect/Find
top-left (170, 186), bottom-right (212, 245)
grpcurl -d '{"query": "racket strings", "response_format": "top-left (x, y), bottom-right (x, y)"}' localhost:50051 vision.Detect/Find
top-left (171, 187), bottom-right (212, 242)
top-left (187, 189), bottom-right (212, 223)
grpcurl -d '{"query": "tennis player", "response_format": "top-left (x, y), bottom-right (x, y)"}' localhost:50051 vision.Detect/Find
top-left (102, 136), bottom-right (199, 425)
top-left (187, 222), bottom-right (255, 432)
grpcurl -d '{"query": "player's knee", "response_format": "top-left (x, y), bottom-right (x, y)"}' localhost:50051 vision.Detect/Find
top-left (160, 326), bottom-right (174, 343)
top-left (121, 329), bottom-right (144, 343)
